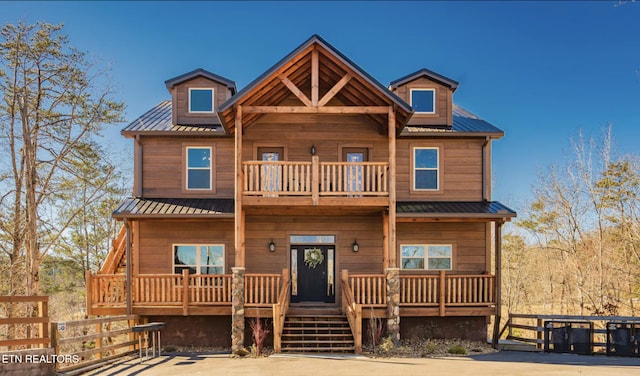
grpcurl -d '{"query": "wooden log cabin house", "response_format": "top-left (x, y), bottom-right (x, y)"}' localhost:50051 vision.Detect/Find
top-left (87, 35), bottom-right (516, 353)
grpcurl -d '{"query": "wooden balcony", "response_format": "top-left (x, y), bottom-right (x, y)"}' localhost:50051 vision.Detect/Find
top-left (242, 157), bottom-right (389, 207)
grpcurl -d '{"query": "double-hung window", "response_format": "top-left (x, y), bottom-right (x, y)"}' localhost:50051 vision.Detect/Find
top-left (189, 88), bottom-right (215, 113)
top-left (410, 88), bottom-right (436, 114)
top-left (401, 244), bottom-right (452, 270)
top-left (186, 147), bottom-right (212, 190)
top-left (413, 147), bottom-right (439, 190)
top-left (174, 245), bottom-right (224, 274)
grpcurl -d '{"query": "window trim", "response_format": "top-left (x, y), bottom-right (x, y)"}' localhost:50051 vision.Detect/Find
top-left (188, 87), bottom-right (215, 114)
top-left (409, 88), bottom-right (436, 114)
top-left (173, 244), bottom-right (225, 275)
top-left (182, 144), bottom-right (216, 194)
top-left (412, 146), bottom-right (440, 192)
top-left (400, 244), bottom-right (453, 271)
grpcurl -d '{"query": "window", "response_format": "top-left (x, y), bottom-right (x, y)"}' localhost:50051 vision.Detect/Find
top-left (410, 88), bottom-right (435, 114)
top-left (401, 244), bottom-right (452, 270)
top-left (413, 147), bottom-right (439, 190)
top-left (186, 147), bottom-right (212, 190)
top-left (189, 88), bottom-right (214, 113)
top-left (174, 245), bottom-right (224, 274)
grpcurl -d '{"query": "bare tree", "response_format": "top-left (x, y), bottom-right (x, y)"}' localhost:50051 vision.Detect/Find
top-left (0, 21), bottom-right (123, 296)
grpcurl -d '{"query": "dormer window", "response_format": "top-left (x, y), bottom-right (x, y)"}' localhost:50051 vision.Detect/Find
top-left (189, 88), bottom-right (215, 113)
top-left (410, 88), bottom-right (436, 114)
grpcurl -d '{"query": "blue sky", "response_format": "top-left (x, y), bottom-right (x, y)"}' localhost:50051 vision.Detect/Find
top-left (2, 1), bottom-right (640, 213)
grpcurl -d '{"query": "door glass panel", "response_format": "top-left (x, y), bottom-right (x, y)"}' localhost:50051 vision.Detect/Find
top-left (346, 152), bottom-right (364, 193)
top-left (291, 249), bottom-right (298, 296)
top-left (262, 151), bottom-right (281, 196)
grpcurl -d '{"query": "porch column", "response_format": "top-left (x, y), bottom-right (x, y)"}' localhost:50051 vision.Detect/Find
top-left (124, 219), bottom-right (132, 316)
top-left (491, 220), bottom-right (504, 348)
top-left (231, 266), bottom-right (246, 355)
top-left (385, 267), bottom-right (400, 343)
top-left (387, 107), bottom-right (397, 268)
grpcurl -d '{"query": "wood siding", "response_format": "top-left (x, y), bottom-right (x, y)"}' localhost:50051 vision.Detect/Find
top-left (140, 137), bottom-right (235, 198)
top-left (245, 215), bottom-right (384, 274)
top-left (396, 138), bottom-right (484, 201)
top-left (137, 220), bottom-right (234, 274)
top-left (391, 77), bottom-right (452, 126)
top-left (397, 222), bottom-right (487, 273)
top-left (171, 76), bottom-right (232, 125)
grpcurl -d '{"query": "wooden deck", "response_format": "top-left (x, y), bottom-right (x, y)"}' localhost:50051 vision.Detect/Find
top-left (87, 270), bottom-right (495, 317)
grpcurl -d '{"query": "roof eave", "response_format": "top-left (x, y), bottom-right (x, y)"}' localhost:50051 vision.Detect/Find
top-left (399, 131), bottom-right (505, 139)
top-left (121, 130), bottom-right (229, 138)
top-left (113, 213), bottom-right (235, 220)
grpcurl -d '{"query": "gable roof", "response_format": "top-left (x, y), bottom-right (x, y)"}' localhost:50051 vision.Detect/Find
top-left (165, 68), bottom-right (237, 94)
top-left (217, 34), bottom-right (414, 133)
top-left (389, 68), bottom-right (459, 91)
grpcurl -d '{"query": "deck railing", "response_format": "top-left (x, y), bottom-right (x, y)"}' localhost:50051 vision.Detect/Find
top-left (349, 272), bottom-right (496, 315)
top-left (89, 274), bottom-right (126, 307)
top-left (245, 273), bottom-right (282, 306)
top-left (341, 270), bottom-right (363, 353)
top-left (242, 157), bottom-right (389, 198)
top-left (272, 269), bottom-right (290, 353)
top-left (320, 162), bottom-right (388, 196)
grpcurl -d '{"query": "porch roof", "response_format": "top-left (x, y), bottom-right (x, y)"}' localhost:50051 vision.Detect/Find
top-left (113, 197), bottom-right (234, 219)
top-left (396, 201), bottom-right (516, 220)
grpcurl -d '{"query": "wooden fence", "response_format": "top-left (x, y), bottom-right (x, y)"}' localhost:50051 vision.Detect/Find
top-left (500, 313), bottom-right (640, 352)
top-left (51, 315), bottom-right (140, 372)
top-left (0, 296), bottom-right (49, 350)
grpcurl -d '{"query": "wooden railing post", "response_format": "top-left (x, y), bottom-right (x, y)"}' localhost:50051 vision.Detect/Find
top-left (311, 156), bottom-right (319, 205)
top-left (95, 322), bottom-right (103, 359)
top-left (341, 269), bottom-right (349, 312)
top-left (438, 270), bottom-right (446, 317)
top-left (182, 269), bottom-right (189, 316)
top-left (50, 322), bottom-right (59, 355)
top-left (354, 304), bottom-right (362, 353)
top-left (39, 298), bottom-right (48, 348)
top-left (86, 270), bottom-right (93, 317)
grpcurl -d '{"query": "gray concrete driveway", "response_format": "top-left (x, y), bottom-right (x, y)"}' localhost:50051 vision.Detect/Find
top-left (85, 351), bottom-right (640, 376)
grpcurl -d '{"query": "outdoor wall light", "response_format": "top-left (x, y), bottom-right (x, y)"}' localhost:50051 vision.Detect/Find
top-left (352, 239), bottom-right (359, 253)
top-left (310, 145), bottom-right (316, 155)
top-left (268, 240), bottom-right (276, 253)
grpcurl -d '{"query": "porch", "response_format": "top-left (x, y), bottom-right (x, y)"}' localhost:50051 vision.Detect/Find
top-left (86, 269), bottom-right (496, 352)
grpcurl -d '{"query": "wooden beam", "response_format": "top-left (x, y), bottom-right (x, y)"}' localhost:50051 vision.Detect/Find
top-left (318, 73), bottom-right (352, 107)
top-left (243, 106), bottom-right (389, 114)
top-left (235, 106), bottom-right (245, 267)
top-left (278, 74), bottom-right (312, 107)
top-left (492, 221), bottom-right (503, 348)
top-left (388, 107), bottom-right (397, 268)
top-left (311, 48), bottom-right (319, 106)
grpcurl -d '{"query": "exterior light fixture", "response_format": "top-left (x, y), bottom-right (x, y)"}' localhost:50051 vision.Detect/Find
top-left (268, 240), bottom-right (276, 253)
top-left (310, 145), bottom-right (316, 155)
top-left (352, 239), bottom-right (359, 253)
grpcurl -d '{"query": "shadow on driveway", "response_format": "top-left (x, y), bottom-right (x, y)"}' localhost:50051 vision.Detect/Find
top-left (469, 351), bottom-right (640, 367)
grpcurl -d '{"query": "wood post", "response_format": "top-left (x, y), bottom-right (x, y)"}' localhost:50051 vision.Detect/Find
top-left (382, 211), bottom-right (389, 270)
top-left (311, 48), bottom-right (319, 106)
top-left (311, 156), bottom-right (319, 205)
top-left (95, 322), bottom-right (103, 359)
top-left (387, 107), bottom-right (397, 268)
top-left (235, 105), bottom-right (245, 268)
top-left (439, 270), bottom-right (446, 317)
top-left (50, 322), bottom-right (58, 355)
top-left (354, 304), bottom-right (362, 353)
top-left (182, 269), bottom-right (189, 316)
top-left (492, 220), bottom-right (504, 348)
top-left (85, 270), bottom-right (93, 317)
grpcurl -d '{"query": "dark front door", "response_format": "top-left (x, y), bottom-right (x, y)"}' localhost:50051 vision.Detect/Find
top-left (291, 245), bottom-right (334, 303)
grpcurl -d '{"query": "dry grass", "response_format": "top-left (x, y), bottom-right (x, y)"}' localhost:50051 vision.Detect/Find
top-left (365, 338), bottom-right (497, 358)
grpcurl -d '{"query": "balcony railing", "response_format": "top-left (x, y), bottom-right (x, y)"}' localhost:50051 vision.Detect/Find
top-left (242, 157), bottom-right (388, 199)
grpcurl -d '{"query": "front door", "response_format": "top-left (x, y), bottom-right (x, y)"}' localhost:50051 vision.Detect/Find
top-left (291, 245), bottom-right (335, 303)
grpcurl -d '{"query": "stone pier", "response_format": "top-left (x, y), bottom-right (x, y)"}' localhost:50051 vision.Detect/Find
top-left (385, 267), bottom-right (400, 343)
top-left (231, 267), bottom-right (246, 355)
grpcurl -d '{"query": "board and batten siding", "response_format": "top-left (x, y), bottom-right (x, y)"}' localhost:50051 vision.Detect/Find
top-left (137, 220), bottom-right (234, 274)
top-left (396, 138), bottom-right (484, 201)
top-left (140, 137), bottom-right (234, 198)
top-left (396, 222), bottom-right (487, 273)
